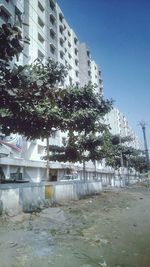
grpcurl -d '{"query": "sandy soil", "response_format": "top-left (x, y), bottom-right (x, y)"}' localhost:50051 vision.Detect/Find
top-left (0, 185), bottom-right (150, 267)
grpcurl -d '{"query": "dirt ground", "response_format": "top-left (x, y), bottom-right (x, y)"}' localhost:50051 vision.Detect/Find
top-left (0, 184), bottom-right (150, 267)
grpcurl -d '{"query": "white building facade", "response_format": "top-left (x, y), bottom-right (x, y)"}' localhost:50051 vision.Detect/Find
top-left (105, 107), bottom-right (142, 150)
top-left (0, 0), bottom-right (142, 182)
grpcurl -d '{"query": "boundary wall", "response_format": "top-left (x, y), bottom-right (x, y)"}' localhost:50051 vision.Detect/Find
top-left (0, 173), bottom-right (140, 216)
top-left (0, 180), bottom-right (102, 216)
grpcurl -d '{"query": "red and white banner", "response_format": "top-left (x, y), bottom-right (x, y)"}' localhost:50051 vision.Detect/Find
top-left (0, 134), bottom-right (22, 153)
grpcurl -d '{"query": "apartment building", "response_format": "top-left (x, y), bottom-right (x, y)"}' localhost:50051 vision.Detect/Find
top-left (105, 107), bottom-right (142, 150)
top-left (78, 43), bottom-right (91, 87)
top-left (0, 0), bottom-right (142, 181)
top-left (78, 43), bottom-right (103, 95)
top-left (22, 0), bottom-right (58, 64)
top-left (56, 4), bottom-right (80, 87)
top-left (90, 60), bottom-right (103, 94)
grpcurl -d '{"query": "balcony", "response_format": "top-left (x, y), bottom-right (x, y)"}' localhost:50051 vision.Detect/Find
top-left (0, 3), bottom-right (12, 23)
top-left (59, 12), bottom-right (64, 23)
top-left (49, 0), bottom-right (56, 19)
top-left (59, 25), bottom-right (64, 35)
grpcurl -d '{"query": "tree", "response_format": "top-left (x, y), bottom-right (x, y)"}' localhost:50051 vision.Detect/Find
top-left (0, 23), bottom-right (114, 181)
top-left (129, 154), bottom-right (149, 173)
top-left (0, 23), bottom-right (25, 181)
top-left (47, 133), bottom-right (104, 163)
top-left (45, 84), bottom-right (113, 179)
top-left (103, 132), bottom-right (147, 176)
top-left (0, 23), bottom-right (24, 61)
top-left (0, 23), bottom-right (30, 137)
top-left (1, 56), bottom-right (68, 181)
top-left (0, 59), bottom-right (67, 139)
top-left (0, 23), bottom-right (68, 140)
top-left (57, 83), bottom-right (112, 133)
top-left (0, 23), bottom-right (68, 181)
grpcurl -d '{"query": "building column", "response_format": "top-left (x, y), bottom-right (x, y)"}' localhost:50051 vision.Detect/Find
top-left (5, 165), bottom-right (10, 180)
top-left (37, 168), bottom-right (41, 183)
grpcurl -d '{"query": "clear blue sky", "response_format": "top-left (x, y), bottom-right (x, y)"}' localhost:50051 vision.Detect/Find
top-left (57, 0), bottom-right (150, 150)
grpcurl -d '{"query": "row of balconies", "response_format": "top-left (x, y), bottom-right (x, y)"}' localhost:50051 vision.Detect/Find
top-left (0, 0), bottom-right (102, 90)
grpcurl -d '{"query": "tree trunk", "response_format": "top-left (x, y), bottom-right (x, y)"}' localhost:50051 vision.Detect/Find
top-left (46, 137), bottom-right (50, 181)
top-left (83, 160), bottom-right (86, 180)
top-left (94, 160), bottom-right (97, 180)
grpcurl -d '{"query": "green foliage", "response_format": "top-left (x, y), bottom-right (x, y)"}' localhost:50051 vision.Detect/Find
top-left (0, 23), bottom-right (23, 61)
top-left (111, 134), bottom-right (133, 145)
top-left (103, 132), bottom-right (148, 172)
top-left (45, 143), bottom-right (81, 163)
top-left (0, 58), bottom-right (68, 139)
top-left (0, 43), bottom-right (112, 142)
top-left (57, 84), bottom-right (113, 133)
top-left (44, 84), bottom-right (113, 163)
top-left (46, 130), bottom-right (111, 164)
top-left (129, 154), bottom-right (149, 173)
top-left (31, 58), bottom-right (67, 87)
top-left (0, 23), bottom-right (113, 166)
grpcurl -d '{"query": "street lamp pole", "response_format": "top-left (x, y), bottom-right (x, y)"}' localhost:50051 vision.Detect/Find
top-left (119, 133), bottom-right (124, 186)
top-left (139, 121), bottom-right (149, 185)
top-left (139, 121), bottom-right (149, 165)
top-left (119, 135), bottom-right (124, 167)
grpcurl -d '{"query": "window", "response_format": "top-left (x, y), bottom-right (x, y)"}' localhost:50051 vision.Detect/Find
top-left (15, 6), bottom-right (22, 27)
top-left (60, 79), bottom-right (64, 86)
top-left (100, 87), bottom-right (103, 94)
top-left (38, 33), bottom-right (44, 43)
top-left (69, 76), bottom-right (73, 85)
top-left (38, 16), bottom-right (44, 28)
top-left (38, 49), bottom-right (44, 60)
top-left (87, 50), bottom-right (90, 57)
top-left (68, 30), bottom-right (71, 37)
top-left (0, 6), bottom-right (10, 23)
top-left (59, 25), bottom-right (64, 34)
top-left (51, 131), bottom-right (56, 138)
top-left (50, 14), bottom-right (55, 25)
top-left (68, 41), bottom-right (71, 48)
top-left (76, 82), bottom-right (79, 88)
top-left (87, 60), bottom-right (91, 66)
top-left (68, 53), bottom-right (71, 59)
top-left (49, 0), bottom-right (56, 11)
top-left (50, 28), bottom-right (55, 39)
top-left (75, 70), bottom-right (79, 77)
top-left (60, 37), bottom-right (64, 47)
top-left (74, 37), bottom-right (78, 45)
top-left (74, 48), bottom-right (78, 56)
top-left (38, 1), bottom-right (44, 12)
top-left (62, 137), bottom-right (67, 146)
top-left (88, 70), bottom-right (91, 77)
top-left (59, 12), bottom-right (63, 22)
top-left (75, 59), bottom-right (78, 66)
top-left (60, 50), bottom-right (64, 59)
top-left (50, 44), bottom-right (55, 54)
